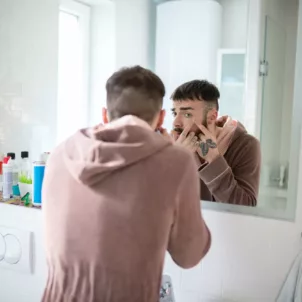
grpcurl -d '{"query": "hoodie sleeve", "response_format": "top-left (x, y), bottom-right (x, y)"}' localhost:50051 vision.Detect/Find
top-left (168, 152), bottom-right (211, 269)
top-left (198, 136), bottom-right (261, 206)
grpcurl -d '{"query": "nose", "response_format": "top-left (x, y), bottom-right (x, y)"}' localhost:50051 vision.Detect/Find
top-left (173, 114), bottom-right (183, 129)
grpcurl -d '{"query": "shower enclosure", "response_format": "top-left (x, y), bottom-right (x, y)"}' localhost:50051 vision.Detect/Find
top-left (258, 14), bottom-right (293, 209)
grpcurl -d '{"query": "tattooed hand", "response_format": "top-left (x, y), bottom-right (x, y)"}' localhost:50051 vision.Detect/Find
top-left (196, 124), bottom-right (220, 163)
top-left (172, 122), bottom-right (199, 153)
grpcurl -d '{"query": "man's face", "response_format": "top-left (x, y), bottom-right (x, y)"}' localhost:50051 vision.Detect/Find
top-left (172, 100), bottom-right (207, 139)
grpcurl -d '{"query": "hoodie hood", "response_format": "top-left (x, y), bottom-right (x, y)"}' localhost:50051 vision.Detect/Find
top-left (63, 115), bottom-right (171, 186)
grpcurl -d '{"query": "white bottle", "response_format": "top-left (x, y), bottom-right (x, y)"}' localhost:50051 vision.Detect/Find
top-left (3, 157), bottom-right (13, 200)
top-left (20, 151), bottom-right (31, 182)
top-left (7, 153), bottom-right (18, 185)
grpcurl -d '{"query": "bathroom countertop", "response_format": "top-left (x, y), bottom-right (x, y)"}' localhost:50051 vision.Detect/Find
top-left (0, 192), bottom-right (41, 209)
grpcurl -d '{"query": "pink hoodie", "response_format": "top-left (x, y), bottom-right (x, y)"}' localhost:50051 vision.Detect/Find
top-left (42, 115), bottom-right (211, 302)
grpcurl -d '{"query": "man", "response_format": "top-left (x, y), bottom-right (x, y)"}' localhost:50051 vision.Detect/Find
top-left (170, 80), bottom-right (261, 206)
top-left (42, 66), bottom-right (211, 302)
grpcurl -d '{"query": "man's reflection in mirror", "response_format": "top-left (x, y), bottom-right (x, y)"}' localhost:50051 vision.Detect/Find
top-left (170, 80), bottom-right (261, 206)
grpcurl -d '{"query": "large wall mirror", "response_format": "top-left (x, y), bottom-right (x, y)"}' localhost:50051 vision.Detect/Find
top-left (0, 0), bottom-right (301, 221)
top-left (155, 0), bottom-right (301, 220)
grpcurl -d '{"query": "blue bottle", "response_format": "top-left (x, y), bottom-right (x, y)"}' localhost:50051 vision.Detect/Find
top-left (32, 161), bottom-right (45, 206)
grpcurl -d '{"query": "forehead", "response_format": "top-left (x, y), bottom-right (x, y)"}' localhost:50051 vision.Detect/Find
top-left (172, 100), bottom-right (205, 110)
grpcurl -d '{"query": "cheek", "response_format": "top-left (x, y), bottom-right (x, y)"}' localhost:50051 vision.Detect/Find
top-left (190, 124), bottom-right (200, 135)
top-left (196, 115), bottom-right (205, 125)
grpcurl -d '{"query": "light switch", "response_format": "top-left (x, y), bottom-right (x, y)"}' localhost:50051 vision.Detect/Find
top-left (4, 234), bottom-right (22, 264)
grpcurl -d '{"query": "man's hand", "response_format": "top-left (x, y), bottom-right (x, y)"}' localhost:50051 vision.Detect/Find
top-left (196, 124), bottom-right (220, 163)
top-left (92, 123), bottom-right (103, 133)
top-left (158, 127), bottom-right (174, 143)
top-left (215, 115), bottom-right (228, 127)
top-left (172, 123), bottom-right (199, 153)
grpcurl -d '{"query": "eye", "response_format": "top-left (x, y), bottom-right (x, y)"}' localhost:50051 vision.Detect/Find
top-left (184, 112), bottom-right (193, 118)
top-left (171, 111), bottom-right (177, 117)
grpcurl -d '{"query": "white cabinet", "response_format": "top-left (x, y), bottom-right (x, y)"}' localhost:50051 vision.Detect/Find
top-left (216, 49), bottom-right (246, 123)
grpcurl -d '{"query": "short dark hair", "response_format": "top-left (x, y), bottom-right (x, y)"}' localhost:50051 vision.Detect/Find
top-left (105, 66), bottom-right (165, 123)
top-left (170, 80), bottom-right (220, 111)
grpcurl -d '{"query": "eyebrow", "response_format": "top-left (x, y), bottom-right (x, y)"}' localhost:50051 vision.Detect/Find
top-left (171, 107), bottom-right (194, 112)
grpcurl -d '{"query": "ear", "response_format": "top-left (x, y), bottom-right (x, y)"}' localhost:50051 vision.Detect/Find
top-left (156, 109), bottom-right (166, 130)
top-left (102, 107), bottom-right (109, 124)
top-left (206, 108), bottom-right (218, 126)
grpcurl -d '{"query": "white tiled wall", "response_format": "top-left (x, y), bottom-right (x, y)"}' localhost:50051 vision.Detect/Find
top-left (164, 210), bottom-right (302, 301)
top-left (0, 0), bottom-right (59, 161)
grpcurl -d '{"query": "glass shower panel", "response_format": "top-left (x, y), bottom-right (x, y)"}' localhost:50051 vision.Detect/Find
top-left (259, 15), bottom-right (287, 209)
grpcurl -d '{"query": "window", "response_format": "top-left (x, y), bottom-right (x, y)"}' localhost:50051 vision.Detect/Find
top-left (57, 0), bottom-right (90, 144)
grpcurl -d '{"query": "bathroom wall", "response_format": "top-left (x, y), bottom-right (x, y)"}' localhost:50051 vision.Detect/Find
top-left (0, 0), bottom-right (59, 162)
top-left (89, 3), bottom-right (115, 126)
top-left (220, 0), bottom-right (249, 49)
top-left (0, 204), bottom-right (47, 301)
top-left (88, 0), bottom-right (156, 126)
top-left (0, 0), bottom-right (302, 302)
top-left (0, 0), bottom-right (58, 297)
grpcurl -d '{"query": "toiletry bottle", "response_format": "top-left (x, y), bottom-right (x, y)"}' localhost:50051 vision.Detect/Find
top-left (2, 157), bottom-right (13, 200)
top-left (7, 152), bottom-right (18, 185)
top-left (20, 151), bottom-right (31, 182)
top-left (32, 155), bottom-right (46, 206)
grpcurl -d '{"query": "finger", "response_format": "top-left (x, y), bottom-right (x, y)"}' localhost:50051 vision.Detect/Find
top-left (92, 123), bottom-right (104, 133)
top-left (187, 135), bottom-right (198, 146)
top-left (179, 121), bottom-right (194, 140)
top-left (183, 132), bottom-right (196, 145)
top-left (170, 130), bottom-right (179, 141)
top-left (216, 115), bottom-right (228, 127)
top-left (196, 123), bottom-right (212, 137)
top-left (93, 123), bottom-right (103, 129)
top-left (198, 133), bottom-right (206, 142)
top-left (193, 139), bottom-right (200, 149)
top-left (196, 146), bottom-right (203, 158)
top-left (158, 127), bottom-right (170, 138)
top-left (188, 139), bottom-right (199, 152)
